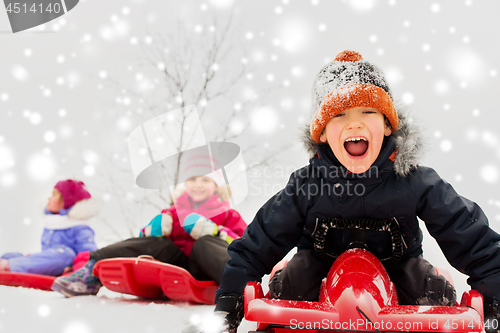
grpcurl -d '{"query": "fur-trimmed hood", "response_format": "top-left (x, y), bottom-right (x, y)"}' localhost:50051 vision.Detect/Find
top-left (43, 198), bottom-right (102, 230)
top-left (67, 198), bottom-right (102, 220)
top-left (301, 106), bottom-right (426, 176)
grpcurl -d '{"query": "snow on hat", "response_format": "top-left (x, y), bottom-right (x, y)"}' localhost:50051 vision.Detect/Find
top-left (54, 179), bottom-right (92, 209)
top-left (179, 148), bottom-right (224, 187)
top-left (310, 50), bottom-right (399, 143)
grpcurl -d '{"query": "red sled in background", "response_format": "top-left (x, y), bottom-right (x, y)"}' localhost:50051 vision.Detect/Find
top-left (92, 256), bottom-right (218, 304)
top-left (0, 271), bottom-right (56, 291)
top-left (0, 251), bottom-right (90, 291)
top-left (245, 218), bottom-right (484, 333)
top-left (244, 248), bottom-right (484, 333)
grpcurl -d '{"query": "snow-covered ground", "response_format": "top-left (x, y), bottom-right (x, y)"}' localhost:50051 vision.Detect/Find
top-left (0, 284), bottom-right (257, 333)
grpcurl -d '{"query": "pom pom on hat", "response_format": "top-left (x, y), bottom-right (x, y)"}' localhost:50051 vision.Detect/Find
top-left (310, 50), bottom-right (399, 143)
top-left (334, 50), bottom-right (364, 62)
top-left (54, 179), bottom-right (91, 209)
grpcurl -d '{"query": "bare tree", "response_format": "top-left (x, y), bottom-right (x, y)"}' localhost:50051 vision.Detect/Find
top-left (93, 12), bottom-right (286, 240)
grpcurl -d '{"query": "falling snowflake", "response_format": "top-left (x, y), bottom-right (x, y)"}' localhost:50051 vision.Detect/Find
top-left (38, 305), bottom-right (50, 317)
top-left (291, 66), bottom-right (303, 77)
top-left (29, 112), bottom-right (42, 125)
top-left (347, 0), bottom-right (377, 11)
top-left (83, 165), bottom-right (95, 177)
top-left (434, 79), bottom-right (449, 94)
top-left (251, 107), bottom-right (279, 134)
top-left (480, 165), bottom-right (499, 184)
top-left (430, 3), bottom-right (440, 13)
top-left (447, 47), bottom-right (486, 84)
top-left (81, 34), bottom-right (92, 42)
top-left (11, 65), bottom-right (29, 82)
top-left (280, 98), bottom-right (293, 110)
top-left (401, 92), bottom-right (414, 104)
top-left (62, 321), bottom-right (92, 333)
top-left (465, 128), bottom-right (478, 141)
top-left (27, 153), bottom-right (56, 182)
top-left (440, 140), bottom-right (453, 152)
top-left (278, 19), bottom-right (309, 53)
top-left (44, 131), bottom-right (57, 143)
top-left (229, 119), bottom-right (245, 134)
top-left (0, 173), bottom-right (17, 187)
top-left (482, 132), bottom-right (498, 147)
top-left (83, 150), bottom-right (100, 165)
top-left (384, 67), bottom-right (404, 85)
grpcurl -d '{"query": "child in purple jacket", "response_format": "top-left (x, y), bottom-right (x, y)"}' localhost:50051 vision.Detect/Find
top-left (0, 180), bottom-right (99, 276)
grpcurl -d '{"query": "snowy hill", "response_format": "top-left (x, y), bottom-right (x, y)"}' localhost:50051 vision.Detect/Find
top-left (0, 285), bottom-right (257, 333)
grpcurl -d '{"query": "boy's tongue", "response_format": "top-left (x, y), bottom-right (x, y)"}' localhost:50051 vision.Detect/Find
top-left (344, 140), bottom-right (368, 156)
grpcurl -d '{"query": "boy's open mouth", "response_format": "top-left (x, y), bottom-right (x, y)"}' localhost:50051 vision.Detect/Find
top-left (344, 137), bottom-right (368, 157)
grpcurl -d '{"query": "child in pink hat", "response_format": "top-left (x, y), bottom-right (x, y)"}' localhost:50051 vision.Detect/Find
top-left (0, 180), bottom-right (99, 276)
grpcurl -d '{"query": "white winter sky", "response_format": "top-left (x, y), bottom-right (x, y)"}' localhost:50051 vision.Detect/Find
top-left (1, 0), bottom-right (500, 331)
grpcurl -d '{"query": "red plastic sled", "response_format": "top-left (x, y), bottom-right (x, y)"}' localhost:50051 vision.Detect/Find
top-left (244, 248), bottom-right (484, 333)
top-left (93, 256), bottom-right (219, 304)
top-left (0, 272), bottom-right (56, 291)
top-left (0, 251), bottom-right (90, 291)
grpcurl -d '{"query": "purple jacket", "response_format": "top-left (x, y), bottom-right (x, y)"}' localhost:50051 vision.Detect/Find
top-left (2, 199), bottom-right (99, 276)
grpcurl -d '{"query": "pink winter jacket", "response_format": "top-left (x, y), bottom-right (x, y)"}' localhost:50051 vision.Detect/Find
top-left (162, 192), bottom-right (247, 257)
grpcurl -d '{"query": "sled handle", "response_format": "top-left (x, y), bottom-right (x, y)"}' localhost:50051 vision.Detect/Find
top-left (135, 255), bottom-right (155, 264)
top-left (313, 217), bottom-right (403, 263)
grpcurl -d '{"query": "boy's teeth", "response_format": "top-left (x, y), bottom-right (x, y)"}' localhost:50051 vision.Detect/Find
top-left (345, 137), bottom-right (367, 142)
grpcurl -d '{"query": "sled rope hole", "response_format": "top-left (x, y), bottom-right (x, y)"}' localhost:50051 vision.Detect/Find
top-left (135, 255), bottom-right (155, 264)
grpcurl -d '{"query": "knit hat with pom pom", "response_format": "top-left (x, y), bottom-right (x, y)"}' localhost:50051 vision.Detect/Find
top-left (54, 179), bottom-right (92, 209)
top-left (310, 50), bottom-right (399, 143)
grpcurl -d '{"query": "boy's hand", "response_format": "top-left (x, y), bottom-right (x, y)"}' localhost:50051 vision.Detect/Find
top-left (181, 293), bottom-right (243, 333)
top-left (484, 296), bottom-right (500, 333)
top-left (213, 293), bottom-right (244, 333)
top-left (139, 213), bottom-right (173, 237)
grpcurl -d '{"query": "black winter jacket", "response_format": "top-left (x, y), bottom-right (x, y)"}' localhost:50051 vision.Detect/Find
top-left (218, 113), bottom-right (500, 308)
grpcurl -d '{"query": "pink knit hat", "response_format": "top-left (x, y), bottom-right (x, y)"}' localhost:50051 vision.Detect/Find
top-left (54, 179), bottom-right (91, 209)
top-left (179, 148), bottom-right (224, 187)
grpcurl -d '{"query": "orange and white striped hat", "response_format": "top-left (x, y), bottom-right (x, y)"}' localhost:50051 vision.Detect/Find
top-left (310, 50), bottom-right (399, 143)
